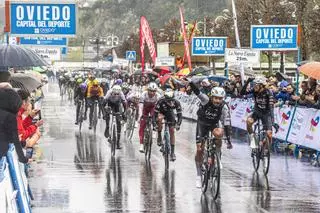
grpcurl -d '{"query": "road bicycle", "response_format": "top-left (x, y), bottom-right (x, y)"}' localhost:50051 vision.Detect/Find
top-left (251, 119), bottom-right (271, 175)
top-left (124, 105), bottom-right (137, 143)
top-left (201, 133), bottom-right (221, 200)
top-left (143, 115), bottom-right (153, 161)
top-left (91, 100), bottom-right (99, 133)
top-left (106, 107), bottom-right (122, 157)
top-left (77, 99), bottom-right (85, 132)
top-left (161, 122), bottom-right (171, 170)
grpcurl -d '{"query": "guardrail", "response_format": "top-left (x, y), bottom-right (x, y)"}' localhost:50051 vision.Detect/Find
top-left (175, 92), bottom-right (320, 152)
top-left (0, 145), bottom-right (32, 213)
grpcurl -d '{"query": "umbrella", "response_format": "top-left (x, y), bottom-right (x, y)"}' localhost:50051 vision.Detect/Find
top-left (10, 73), bottom-right (42, 92)
top-left (188, 66), bottom-right (213, 77)
top-left (33, 66), bottom-right (46, 73)
top-left (133, 69), bottom-right (158, 76)
top-left (0, 44), bottom-right (47, 68)
top-left (154, 66), bottom-right (173, 76)
top-left (176, 68), bottom-right (190, 77)
top-left (190, 75), bottom-right (227, 86)
top-left (298, 62), bottom-right (320, 80)
top-left (227, 65), bottom-right (255, 77)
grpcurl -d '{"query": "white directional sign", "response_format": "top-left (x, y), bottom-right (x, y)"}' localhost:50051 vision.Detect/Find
top-left (155, 57), bottom-right (175, 67)
top-left (225, 48), bottom-right (260, 64)
top-left (126, 51), bottom-right (136, 61)
top-left (30, 47), bottom-right (61, 62)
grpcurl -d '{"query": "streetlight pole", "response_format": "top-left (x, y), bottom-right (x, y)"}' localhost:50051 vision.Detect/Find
top-left (89, 36), bottom-right (107, 65)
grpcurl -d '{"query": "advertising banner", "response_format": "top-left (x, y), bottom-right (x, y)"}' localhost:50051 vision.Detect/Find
top-left (230, 99), bottom-right (253, 130)
top-left (10, 1), bottom-right (77, 36)
top-left (251, 25), bottom-right (298, 50)
top-left (192, 37), bottom-right (228, 56)
top-left (20, 37), bottom-right (67, 46)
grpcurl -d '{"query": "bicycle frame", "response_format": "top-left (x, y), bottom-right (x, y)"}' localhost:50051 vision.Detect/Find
top-left (163, 122), bottom-right (171, 170)
top-left (144, 115), bottom-right (153, 161)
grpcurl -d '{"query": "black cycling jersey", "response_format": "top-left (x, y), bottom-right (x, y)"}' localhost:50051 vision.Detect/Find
top-left (197, 102), bottom-right (224, 124)
top-left (154, 97), bottom-right (182, 125)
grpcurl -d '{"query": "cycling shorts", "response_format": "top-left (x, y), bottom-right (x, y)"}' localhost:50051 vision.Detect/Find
top-left (196, 121), bottom-right (219, 143)
top-left (250, 110), bottom-right (272, 131)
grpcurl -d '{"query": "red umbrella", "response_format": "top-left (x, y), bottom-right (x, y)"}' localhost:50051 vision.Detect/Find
top-left (159, 74), bottom-right (173, 86)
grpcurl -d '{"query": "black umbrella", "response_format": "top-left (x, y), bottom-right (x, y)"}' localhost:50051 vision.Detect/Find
top-left (10, 73), bottom-right (42, 92)
top-left (0, 44), bottom-right (48, 68)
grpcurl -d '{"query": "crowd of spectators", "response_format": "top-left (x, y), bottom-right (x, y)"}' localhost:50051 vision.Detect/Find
top-left (224, 73), bottom-right (320, 109)
top-left (0, 71), bottom-right (43, 166)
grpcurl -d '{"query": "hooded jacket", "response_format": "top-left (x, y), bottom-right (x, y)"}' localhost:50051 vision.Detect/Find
top-left (0, 88), bottom-right (28, 163)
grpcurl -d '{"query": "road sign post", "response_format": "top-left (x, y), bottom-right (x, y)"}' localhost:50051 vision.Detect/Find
top-left (126, 51), bottom-right (136, 61)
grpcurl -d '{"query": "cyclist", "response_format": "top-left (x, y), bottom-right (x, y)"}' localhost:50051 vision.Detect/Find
top-left (126, 92), bottom-right (140, 121)
top-left (87, 79), bottom-right (104, 129)
top-left (121, 82), bottom-right (131, 97)
top-left (103, 85), bottom-right (127, 149)
top-left (240, 77), bottom-right (274, 150)
top-left (153, 89), bottom-right (182, 161)
top-left (84, 74), bottom-right (96, 120)
top-left (74, 82), bottom-right (87, 125)
top-left (138, 82), bottom-right (161, 153)
top-left (189, 81), bottom-right (232, 188)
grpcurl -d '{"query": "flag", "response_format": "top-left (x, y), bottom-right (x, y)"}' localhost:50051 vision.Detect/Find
top-left (179, 7), bottom-right (192, 71)
top-left (140, 16), bottom-right (157, 73)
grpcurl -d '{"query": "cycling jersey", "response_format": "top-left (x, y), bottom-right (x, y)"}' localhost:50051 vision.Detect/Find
top-left (87, 85), bottom-right (104, 98)
top-left (104, 90), bottom-right (126, 104)
top-left (154, 97), bottom-right (182, 126)
top-left (140, 91), bottom-right (161, 108)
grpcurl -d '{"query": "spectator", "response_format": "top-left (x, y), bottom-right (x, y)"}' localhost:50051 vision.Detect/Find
top-left (17, 90), bottom-right (43, 148)
top-left (300, 81), bottom-right (308, 95)
top-left (0, 87), bottom-right (29, 163)
top-left (312, 84), bottom-right (320, 109)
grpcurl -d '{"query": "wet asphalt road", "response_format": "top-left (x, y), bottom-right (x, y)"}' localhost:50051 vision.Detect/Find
top-left (29, 83), bottom-right (320, 213)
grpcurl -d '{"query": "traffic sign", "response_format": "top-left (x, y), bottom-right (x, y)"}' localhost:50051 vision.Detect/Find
top-left (20, 37), bottom-right (68, 46)
top-left (225, 48), bottom-right (260, 64)
top-left (191, 37), bottom-right (228, 56)
top-left (251, 25), bottom-right (298, 50)
top-left (9, 2), bottom-right (77, 36)
top-left (126, 51), bottom-right (136, 61)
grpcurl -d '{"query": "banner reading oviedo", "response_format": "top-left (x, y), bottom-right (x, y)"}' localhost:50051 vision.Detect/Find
top-left (140, 16), bottom-right (157, 72)
top-left (9, 1), bottom-right (77, 36)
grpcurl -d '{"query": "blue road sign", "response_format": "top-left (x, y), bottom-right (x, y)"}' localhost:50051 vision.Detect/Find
top-left (126, 51), bottom-right (136, 61)
top-left (10, 3), bottom-right (77, 36)
top-left (251, 25), bottom-right (298, 50)
top-left (61, 47), bottom-right (67, 55)
top-left (191, 37), bottom-right (227, 56)
top-left (20, 37), bottom-right (67, 46)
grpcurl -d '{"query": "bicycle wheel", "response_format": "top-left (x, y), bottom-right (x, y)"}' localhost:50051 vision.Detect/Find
top-left (144, 129), bottom-right (150, 161)
top-left (164, 132), bottom-right (170, 170)
top-left (93, 104), bottom-right (98, 133)
top-left (252, 147), bottom-right (260, 172)
top-left (201, 152), bottom-right (210, 193)
top-left (125, 110), bottom-right (135, 142)
top-left (111, 123), bottom-right (116, 157)
top-left (210, 152), bottom-right (221, 200)
top-left (262, 137), bottom-right (271, 175)
top-left (78, 104), bottom-right (84, 132)
top-left (147, 128), bottom-right (152, 161)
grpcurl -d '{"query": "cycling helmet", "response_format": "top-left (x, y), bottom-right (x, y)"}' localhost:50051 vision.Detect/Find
top-left (211, 87), bottom-right (226, 98)
top-left (80, 83), bottom-right (87, 91)
top-left (76, 78), bottom-right (83, 84)
top-left (121, 82), bottom-right (130, 90)
top-left (112, 85), bottom-right (122, 94)
top-left (70, 78), bottom-right (75, 82)
top-left (147, 82), bottom-right (158, 91)
top-left (133, 92), bottom-right (141, 99)
top-left (93, 79), bottom-right (99, 86)
top-left (164, 89), bottom-right (174, 99)
top-left (253, 77), bottom-right (267, 85)
top-left (115, 79), bottom-right (123, 85)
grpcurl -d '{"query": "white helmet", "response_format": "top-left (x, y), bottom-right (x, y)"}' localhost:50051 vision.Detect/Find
top-left (253, 77), bottom-right (267, 85)
top-left (112, 85), bottom-right (122, 94)
top-left (147, 82), bottom-right (158, 91)
top-left (164, 89), bottom-right (174, 99)
top-left (132, 92), bottom-right (141, 99)
top-left (211, 87), bottom-right (225, 98)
